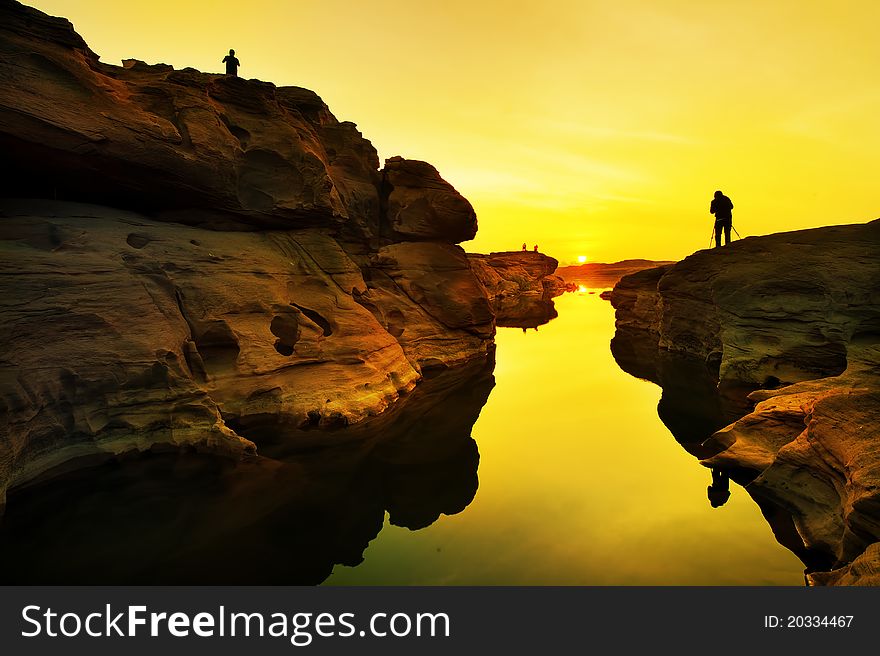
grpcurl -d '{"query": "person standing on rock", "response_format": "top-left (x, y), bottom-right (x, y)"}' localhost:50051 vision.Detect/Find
top-left (710, 190), bottom-right (734, 247)
top-left (522, 243), bottom-right (527, 251)
top-left (223, 49), bottom-right (240, 76)
top-left (533, 244), bottom-right (538, 252)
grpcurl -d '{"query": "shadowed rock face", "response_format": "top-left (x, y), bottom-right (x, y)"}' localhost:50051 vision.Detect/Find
top-left (356, 242), bottom-right (495, 370)
top-left (609, 221), bottom-right (880, 584)
top-left (0, 200), bottom-right (430, 503)
top-left (0, 1), bottom-right (479, 246)
top-left (381, 157), bottom-right (477, 243)
top-left (0, 0), bottom-right (513, 514)
top-left (0, 355), bottom-right (495, 584)
top-left (0, 2), bottom-right (378, 233)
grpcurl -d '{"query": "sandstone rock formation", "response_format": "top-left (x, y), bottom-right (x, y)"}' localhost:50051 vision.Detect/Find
top-left (1, 11), bottom-right (371, 233)
top-left (609, 221), bottom-right (880, 584)
top-left (0, 355), bottom-right (495, 584)
top-left (381, 157), bottom-right (477, 243)
top-left (358, 242), bottom-right (495, 369)
top-left (0, 0), bottom-right (517, 518)
top-left (468, 251), bottom-right (566, 328)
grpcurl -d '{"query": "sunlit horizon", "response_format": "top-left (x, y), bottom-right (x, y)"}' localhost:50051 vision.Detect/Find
top-left (26, 0), bottom-right (880, 264)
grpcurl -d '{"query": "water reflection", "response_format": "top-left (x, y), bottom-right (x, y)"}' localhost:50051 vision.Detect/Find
top-left (610, 314), bottom-right (827, 574)
top-left (708, 469), bottom-right (730, 508)
top-left (0, 354), bottom-right (495, 584)
top-left (494, 297), bottom-right (558, 329)
top-left (611, 332), bottom-right (746, 460)
top-left (0, 294), bottom-right (803, 585)
top-left (328, 293), bottom-right (803, 585)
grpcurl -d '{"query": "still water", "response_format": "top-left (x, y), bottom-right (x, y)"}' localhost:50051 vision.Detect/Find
top-left (0, 291), bottom-right (806, 585)
top-left (327, 292), bottom-right (805, 585)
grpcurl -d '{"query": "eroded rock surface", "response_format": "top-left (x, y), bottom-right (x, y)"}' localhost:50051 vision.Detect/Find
top-left (381, 157), bottom-right (477, 243)
top-left (0, 1), bottom-right (509, 511)
top-left (0, 2), bottom-right (382, 233)
top-left (609, 221), bottom-right (880, 584)
top-left (359, 242), bottom-right (495, 369)
top-left (0, 354), bottom-right (495, 584)
top-left (0, 200), bottom-right (422, 500)
top-left (704, 341), bottom-right (880, 583)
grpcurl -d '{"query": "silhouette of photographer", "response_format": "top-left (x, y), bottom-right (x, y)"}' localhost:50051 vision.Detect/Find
top-left (708, 468), bottom-right (731, 508)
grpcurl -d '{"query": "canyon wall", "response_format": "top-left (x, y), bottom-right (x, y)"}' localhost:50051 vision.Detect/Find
top-left (609, 221), bottom-right (880, 584)
top-left (0, 0), bottom-right (543, 511)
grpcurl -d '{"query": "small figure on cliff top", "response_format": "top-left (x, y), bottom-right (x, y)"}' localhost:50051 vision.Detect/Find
top-left (522, 243), bottom-right (527, 251)
top-left (533, 244), bottom-right (538, 252)
top-left (223, 49), bottom-right (240, 76)
top-left (710, 190), bottom-right (734, 248)
top-left (707, 468), bottom-right (731, 508)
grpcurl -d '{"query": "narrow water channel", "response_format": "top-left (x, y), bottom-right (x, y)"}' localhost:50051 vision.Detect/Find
top-left (327, 292), bottom-right (805, 584)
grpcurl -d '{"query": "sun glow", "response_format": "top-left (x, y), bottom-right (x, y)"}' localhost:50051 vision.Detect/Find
top-left (24, 0), bottom-right (880, 263)
top-left (577, 255), bottom-right (588, 264)
top-left (577, 285), bottom-right (588, 293)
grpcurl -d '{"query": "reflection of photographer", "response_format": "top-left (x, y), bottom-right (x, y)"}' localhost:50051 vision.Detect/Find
top-left (707, 468), bottom-right (731, 508)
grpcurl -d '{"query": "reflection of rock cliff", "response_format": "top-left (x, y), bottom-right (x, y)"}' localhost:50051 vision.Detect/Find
top-left (469, 251), bottom-right (567, 328)
top-left (0, 355), bottom-right (495, 584)
top-left (609, 221), bottom-right (880, 584)
top-left (0, 1), bottom-right (504, 509)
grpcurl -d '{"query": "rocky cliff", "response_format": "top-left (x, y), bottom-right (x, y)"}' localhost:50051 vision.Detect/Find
top-left (0, 0), bottom-right (508, 512)
top-left (609, 221), bottom-right (880, 584)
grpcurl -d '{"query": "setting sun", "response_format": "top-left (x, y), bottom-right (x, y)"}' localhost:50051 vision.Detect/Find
top-left (577, 255), bottom-right (588, 264)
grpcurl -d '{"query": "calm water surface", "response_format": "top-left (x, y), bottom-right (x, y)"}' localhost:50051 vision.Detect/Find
top-left (327, 292), bottom-right (805, 585)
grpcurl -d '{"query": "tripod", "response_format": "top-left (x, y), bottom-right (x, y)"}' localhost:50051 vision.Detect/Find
top-left (709, 223), bottom-right (742, 247)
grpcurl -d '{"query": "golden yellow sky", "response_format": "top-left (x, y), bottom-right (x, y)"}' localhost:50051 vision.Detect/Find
top-left (28, 0), bottom-right (880, 263)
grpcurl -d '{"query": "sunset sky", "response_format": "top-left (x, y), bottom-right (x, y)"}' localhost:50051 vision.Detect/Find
top-left (28, 0), bottom-right (880, 263)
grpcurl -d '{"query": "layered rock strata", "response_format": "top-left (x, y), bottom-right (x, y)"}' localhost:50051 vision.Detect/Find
top-left (0, 354), bottom-right (495, 584)
top-left (609, 221), bottom-right (880, 584)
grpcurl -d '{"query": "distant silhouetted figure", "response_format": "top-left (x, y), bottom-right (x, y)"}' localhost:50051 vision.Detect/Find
top-left (707, 468), bottom-right (731, 508)
top-left (710, 190), bottom-right (733, 248)
top-left (522, 243), bottom-right (527, 251)
top-left (223, 49), bottom-right (240, 76)
top-left (533, 244), bottom-right (538, 252)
